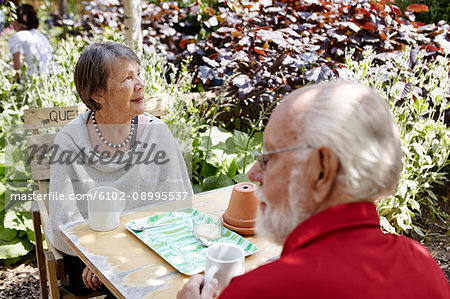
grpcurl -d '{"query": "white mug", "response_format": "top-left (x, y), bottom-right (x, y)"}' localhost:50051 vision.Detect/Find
top-left (87, 186), bottom-right (125, 231)
top-left (204, 242), bottom-right (245, 293)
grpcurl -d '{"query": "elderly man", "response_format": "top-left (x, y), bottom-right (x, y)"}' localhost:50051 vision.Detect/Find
top-left (178, 81), bottom-right (449, 299)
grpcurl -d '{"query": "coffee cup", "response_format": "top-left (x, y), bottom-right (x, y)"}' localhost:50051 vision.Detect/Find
top-left (204, 242), bottom-right (245, 293)
top-left (87, 186), bottom-right (125, 231)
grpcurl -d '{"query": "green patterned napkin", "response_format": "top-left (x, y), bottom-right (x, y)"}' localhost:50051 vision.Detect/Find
top-left (125, 208), bottom-right (258, 275)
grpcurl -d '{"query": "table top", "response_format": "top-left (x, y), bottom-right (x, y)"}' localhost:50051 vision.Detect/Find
top-left (62, 186), bottom-right (281, 299)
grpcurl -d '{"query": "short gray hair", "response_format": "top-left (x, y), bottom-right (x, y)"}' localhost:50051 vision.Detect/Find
top-left (74, 41), bottom-right (140, 111)
top-left (293, 80), bottom-right (402, 200)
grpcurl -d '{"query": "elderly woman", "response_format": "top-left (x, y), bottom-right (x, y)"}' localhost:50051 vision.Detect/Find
top-left (9, 4), bottom-right (54, 74)
top-left (46, 42), bottom-right (192, 297)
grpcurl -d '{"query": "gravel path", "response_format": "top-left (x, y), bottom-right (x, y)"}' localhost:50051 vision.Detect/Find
top-left (0, 263), bottom-right (40, 299)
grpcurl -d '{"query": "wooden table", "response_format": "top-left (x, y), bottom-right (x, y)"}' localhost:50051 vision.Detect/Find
top-left (61, 186), bottom-right (281, 298)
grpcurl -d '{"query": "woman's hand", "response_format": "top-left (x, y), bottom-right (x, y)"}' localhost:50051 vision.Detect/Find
top-left (177, 274), bottom-right (218, 299)
top-left (82, 266), bottom-right (103, 290)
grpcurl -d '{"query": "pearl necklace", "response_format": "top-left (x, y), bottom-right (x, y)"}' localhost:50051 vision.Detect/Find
top-left (91, 111), bottom-right (135, 148)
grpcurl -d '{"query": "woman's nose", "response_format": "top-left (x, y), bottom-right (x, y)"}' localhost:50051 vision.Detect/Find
top-left (135, 77), bottom-right (145, 91)
top-left (247, 162), bottom-right (263, 186)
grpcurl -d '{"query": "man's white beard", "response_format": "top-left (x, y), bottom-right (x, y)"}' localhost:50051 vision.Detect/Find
top-left (255, 169), bottom-right (312, 245)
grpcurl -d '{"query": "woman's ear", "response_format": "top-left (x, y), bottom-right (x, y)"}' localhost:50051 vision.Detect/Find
top-left (90, 90), bottom-right (105, 104)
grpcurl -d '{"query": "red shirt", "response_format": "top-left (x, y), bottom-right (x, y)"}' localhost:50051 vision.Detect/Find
top-left (219, 202), bottom-right (449, 299)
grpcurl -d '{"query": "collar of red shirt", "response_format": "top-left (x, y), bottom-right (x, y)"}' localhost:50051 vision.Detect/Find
top-left (281, 202), bottom-right (381, 257)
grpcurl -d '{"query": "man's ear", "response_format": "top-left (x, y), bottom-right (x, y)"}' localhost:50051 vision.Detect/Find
top-left (311, 147), bottom-right (339, 205)
top-left (90, 90), bottom-right (105, 104)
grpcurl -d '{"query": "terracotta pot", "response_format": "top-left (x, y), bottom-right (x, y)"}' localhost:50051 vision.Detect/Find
top-left (223, 182), bottom-right (259, 230)
top-left (222, 213), bottom-right (256, 228)
top-left (223, 221), bottom-right (256, 236)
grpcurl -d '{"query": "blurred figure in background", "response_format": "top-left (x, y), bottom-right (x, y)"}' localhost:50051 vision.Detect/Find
top-left (8, 4), bottom-right (54, 75)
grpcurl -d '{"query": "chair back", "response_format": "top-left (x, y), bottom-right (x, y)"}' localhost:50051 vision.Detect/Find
top-left (24, 105), bottom-right (88, 208)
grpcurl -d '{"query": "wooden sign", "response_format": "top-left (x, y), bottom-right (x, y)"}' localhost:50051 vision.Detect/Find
top-left (24, 104), bottom-right (88, 129)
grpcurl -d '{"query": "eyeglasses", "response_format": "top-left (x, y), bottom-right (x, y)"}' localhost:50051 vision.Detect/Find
top-left (256, 144), bottom-right (312, 170)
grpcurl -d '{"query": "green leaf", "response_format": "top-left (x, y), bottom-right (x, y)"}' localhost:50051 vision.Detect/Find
top-left (0, 182), bottom-right (5, 213)
top-left (224, 137), bottom-right (237, 154)
top-left (412, 142), bottom-right (425, 157)
top-left (232, 130), bottom-right (250, 152)
top-left (1, 256), bottom-right (22, 266)
top-left (205, 150), bottom-right (223, 168)
top-left (4, 209), bottom-right (33, 231)
top-left (198, 135), bottom-right (213, 152)
top-left (396, 213), bottom-right (412, 231)
top-left (202, 174), bottom-right (234, 191)
top-left (200, 163), bottom-right (219, 178)
top-left (397, 181), bottom-right (408, 198)
top-left (193, 184), bottom-right (203, 194)
top-left (379, 216), bottom-right (396, 234)
top-left (0, 226), bottom-right (17, 242)
top-left (225, 159), bottom-right (238, 179)
top-left (233, 173), bottom-right (252, 183)
top-left (1, 249), bottom-right (37, 265)
top-left (408, 198), bottom-right (421, 212)
top-left (0, 237), bottom-right (34, 259)
top-left (214, 141), bottom-right (229, 151)
top-left (412, 225), bottom-right (425, 237)
top-left (249, 132), bottom-right (263, 148)
top-left (425, 189), bottom-right (438, 202)
top-left (26, 228), bottom-right (35, 244)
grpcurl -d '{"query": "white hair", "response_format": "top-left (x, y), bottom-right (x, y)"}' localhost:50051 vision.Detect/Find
top-left (292, 80), bottom-right (402, 201)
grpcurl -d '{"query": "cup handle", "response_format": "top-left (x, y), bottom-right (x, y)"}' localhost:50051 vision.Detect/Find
top-left (202, 266), bottom-right (218, 289)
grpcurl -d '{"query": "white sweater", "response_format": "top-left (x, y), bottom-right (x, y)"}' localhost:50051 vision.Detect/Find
top-left (46, 112), bottom-right (193, 255)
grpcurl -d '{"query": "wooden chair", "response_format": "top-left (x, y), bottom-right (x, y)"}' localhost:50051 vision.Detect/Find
top-left (24, 102), bottom-right (167, 298)
top-left (25, 104), bottom-right (98, 299)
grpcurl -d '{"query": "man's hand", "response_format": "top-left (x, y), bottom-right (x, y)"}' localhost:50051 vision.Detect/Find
top-left (177, 274), bottom-right (218, 299)
top-left (82, 266), bottom-right (103, 290)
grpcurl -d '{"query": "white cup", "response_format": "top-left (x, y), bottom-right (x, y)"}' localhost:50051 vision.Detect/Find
top-left (87, 186), bottom-right (125, 231)
top-left (204, 242), bottom-right (245, 293)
